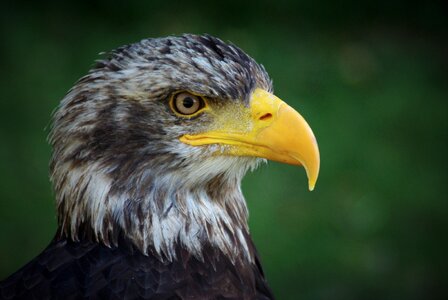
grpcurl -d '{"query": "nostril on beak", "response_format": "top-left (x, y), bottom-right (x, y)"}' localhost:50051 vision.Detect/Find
top-left (259, 113), bottom-right (272, 121)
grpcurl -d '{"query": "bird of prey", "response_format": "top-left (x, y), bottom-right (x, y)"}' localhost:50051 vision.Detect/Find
top-left (0, 34), bottom-right (319, 299)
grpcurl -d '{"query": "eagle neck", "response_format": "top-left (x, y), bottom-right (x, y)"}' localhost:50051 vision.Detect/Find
top-left (54, 162), bottom-right (255, 264)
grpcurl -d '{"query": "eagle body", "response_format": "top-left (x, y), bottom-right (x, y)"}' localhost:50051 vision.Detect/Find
top-left (0, 236), bottom-right (272, 299)
top-left (1, 34), bottom-right (319, 299)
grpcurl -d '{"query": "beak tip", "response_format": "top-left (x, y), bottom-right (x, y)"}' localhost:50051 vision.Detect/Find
top-left (308, 181), bottom-right (316, 191)
top-left (304, 163), bottom-right (319, 192)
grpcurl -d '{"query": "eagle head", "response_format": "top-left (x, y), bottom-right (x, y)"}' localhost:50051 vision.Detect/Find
top-left (49, 34), bottom-right (320, 262)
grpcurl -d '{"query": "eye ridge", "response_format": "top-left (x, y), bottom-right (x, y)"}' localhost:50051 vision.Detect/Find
top-left (171, 92), bottom-right (207, 117)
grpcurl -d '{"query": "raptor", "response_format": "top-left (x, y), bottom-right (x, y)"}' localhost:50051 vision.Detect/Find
top-left (0, 34), bottom-right (320, 299)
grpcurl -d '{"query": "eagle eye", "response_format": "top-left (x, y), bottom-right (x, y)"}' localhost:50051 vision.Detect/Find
top-left (171, 92), bottom-right (206, 116)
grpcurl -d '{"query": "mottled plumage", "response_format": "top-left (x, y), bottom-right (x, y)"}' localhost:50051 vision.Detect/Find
top-left (48, 34), bottom-right (272, 262)
top-left (1, 33), bottom-right (321, 299)
top-left (1, 34), bottom-right (275, 299)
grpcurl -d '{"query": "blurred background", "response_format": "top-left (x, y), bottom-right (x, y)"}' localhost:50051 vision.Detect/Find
top-left (0, 1), bottom-right (447, 299)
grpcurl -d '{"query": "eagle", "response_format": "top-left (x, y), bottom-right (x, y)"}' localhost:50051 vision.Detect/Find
top-left (0, 34), bottom-right (319, 299)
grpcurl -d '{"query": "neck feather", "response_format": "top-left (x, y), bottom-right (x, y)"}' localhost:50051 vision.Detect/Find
top-left (53, 160), bottom-right (256, 263)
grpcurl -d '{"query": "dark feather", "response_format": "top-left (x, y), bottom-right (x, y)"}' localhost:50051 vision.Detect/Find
top-left (2, 34), bottom-right (278, 299)
top-left (0, 236), bottom-right (274, 300)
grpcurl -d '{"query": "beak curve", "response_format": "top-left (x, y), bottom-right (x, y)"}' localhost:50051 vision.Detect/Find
top-left (180, 88), bottom-right (320, 190)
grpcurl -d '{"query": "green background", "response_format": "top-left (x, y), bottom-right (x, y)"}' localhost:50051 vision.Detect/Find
top-left (1, 1), bottom-right (447, 299)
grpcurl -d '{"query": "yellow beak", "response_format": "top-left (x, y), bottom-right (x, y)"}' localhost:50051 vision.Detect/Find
top-left (180, 88), bottom-right (320, 190)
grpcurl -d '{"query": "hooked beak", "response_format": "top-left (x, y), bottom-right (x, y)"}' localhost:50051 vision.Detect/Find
top-left (180, 88), bottom-right (320, 190)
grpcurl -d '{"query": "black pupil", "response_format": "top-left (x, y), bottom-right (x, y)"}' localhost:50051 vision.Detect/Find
top-left (183, 97), bottom-right (195, 108)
